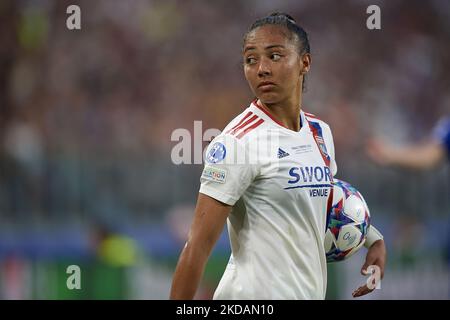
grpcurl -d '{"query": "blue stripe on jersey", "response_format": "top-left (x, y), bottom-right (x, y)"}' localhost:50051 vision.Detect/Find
top-left (284, 184), bottom-right (333, 190)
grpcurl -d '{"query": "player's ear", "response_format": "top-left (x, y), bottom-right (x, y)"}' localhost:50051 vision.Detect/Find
top-left (300, 53), bottom-right (311, 75)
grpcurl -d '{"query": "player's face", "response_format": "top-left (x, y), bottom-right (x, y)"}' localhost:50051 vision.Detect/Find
top-left (243, 25), bottom-right (310, 104)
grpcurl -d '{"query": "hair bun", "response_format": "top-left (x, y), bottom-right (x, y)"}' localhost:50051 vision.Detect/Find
top-left (269, 12), bottom-right (296, 24)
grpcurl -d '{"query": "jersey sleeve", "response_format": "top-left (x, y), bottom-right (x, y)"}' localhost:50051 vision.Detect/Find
top-left (432, 116), bottom-right (450, 158)
top-left (199, 134), bottom-right (259, 206)
top-left (364, 225), bottom-right (384, 248)
top-left (322, 124), bottom-right (338, 177)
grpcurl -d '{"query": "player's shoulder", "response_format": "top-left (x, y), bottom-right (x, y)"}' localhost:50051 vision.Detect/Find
top-left (219, 105), bottom-right (266, 143)
top-left (304, 110), bottom-right (332, 132)
top-left (204, 107), bottom-right (258, 165)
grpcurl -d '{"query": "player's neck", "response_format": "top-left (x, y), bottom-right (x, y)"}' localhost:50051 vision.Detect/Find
top-left (258, 96), bottom-right (302, 132)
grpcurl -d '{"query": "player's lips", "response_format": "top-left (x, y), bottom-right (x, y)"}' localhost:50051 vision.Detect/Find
top-left (257, 81), bottom-right (276, 89)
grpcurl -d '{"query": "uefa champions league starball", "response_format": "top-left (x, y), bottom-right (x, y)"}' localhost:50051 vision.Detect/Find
top-left (324, 179), bottom-right (371, 263)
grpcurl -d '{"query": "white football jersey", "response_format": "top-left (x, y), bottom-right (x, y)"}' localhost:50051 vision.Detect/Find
top-left (199, 100), bottom-right (337, 300)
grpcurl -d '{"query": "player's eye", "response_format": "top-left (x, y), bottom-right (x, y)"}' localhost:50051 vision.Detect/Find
top-left (271, 53), bottom-right (282, 61)
top-left (245, 57), bottom-right (257, 65)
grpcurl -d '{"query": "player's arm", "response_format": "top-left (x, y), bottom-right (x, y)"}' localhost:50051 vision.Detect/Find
top-left (362, 238), bottom-right (386, 278)
top-left (353, 226), bottom-right (386, 298)
top-left (366, 138), bottom-right (445, 170)
top-left (170, 193), bottom-right (231, 300)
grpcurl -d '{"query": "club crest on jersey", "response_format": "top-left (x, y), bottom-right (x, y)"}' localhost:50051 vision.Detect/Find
top-left (313, 135), bottom-right (328, 159)
top-left (318, 142), bottom-right (328, 158)
top-left (207, 142), bottom-right (226, 164)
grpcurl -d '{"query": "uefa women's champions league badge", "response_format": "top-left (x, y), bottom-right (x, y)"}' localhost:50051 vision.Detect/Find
top-left (206, 142), bottom-right (227, 164)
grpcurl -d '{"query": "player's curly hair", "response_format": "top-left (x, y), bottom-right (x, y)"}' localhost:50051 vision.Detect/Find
top-left (243, 12), bottom-right (311, 92)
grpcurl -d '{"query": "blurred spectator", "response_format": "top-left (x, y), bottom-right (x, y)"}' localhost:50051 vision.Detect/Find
top-left (90, 224), bottom-right (139, 267)
top-left (367, 116), bottom-right (450, 170)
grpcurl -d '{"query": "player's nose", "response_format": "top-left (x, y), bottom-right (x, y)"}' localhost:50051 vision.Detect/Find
top-left (257, 58), bottom-right (271, 77)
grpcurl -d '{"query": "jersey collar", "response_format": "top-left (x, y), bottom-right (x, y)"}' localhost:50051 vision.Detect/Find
top-left (251, 99), bottom-right (308, 134)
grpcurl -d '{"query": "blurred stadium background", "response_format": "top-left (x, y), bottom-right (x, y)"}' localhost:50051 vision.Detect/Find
top-left (0, 0), bottom-right (448, 299)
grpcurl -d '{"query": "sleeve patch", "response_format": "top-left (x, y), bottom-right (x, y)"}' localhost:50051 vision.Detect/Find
top-left (206, 142), bottom-right (227, 164)
top-left (201, 166), bottom-right (227, 184)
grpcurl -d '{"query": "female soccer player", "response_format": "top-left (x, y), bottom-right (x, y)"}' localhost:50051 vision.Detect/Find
top-left (170, 12), bottom-right (386, 300)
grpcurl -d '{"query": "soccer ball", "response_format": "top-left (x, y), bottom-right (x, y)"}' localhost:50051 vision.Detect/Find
top-left (324, 179), bottom-right (371, 263)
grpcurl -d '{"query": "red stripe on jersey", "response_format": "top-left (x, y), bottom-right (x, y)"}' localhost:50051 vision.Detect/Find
top-left (304, 112), bottom-right (318, 119)
top-left (229, 114), bottom-right (259, 136)
top-left (235, 118), bottom-right (264, 139)
top-left (253, 100), bottom-right (287, 129)
top-left (225, 111), bottom-right (253, 134)
top-left (305, 112), bottom-right (322, 122)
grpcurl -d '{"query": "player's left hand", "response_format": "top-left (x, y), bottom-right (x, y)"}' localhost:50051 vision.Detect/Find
top-left (352, 239), bottom-right (386, 298)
